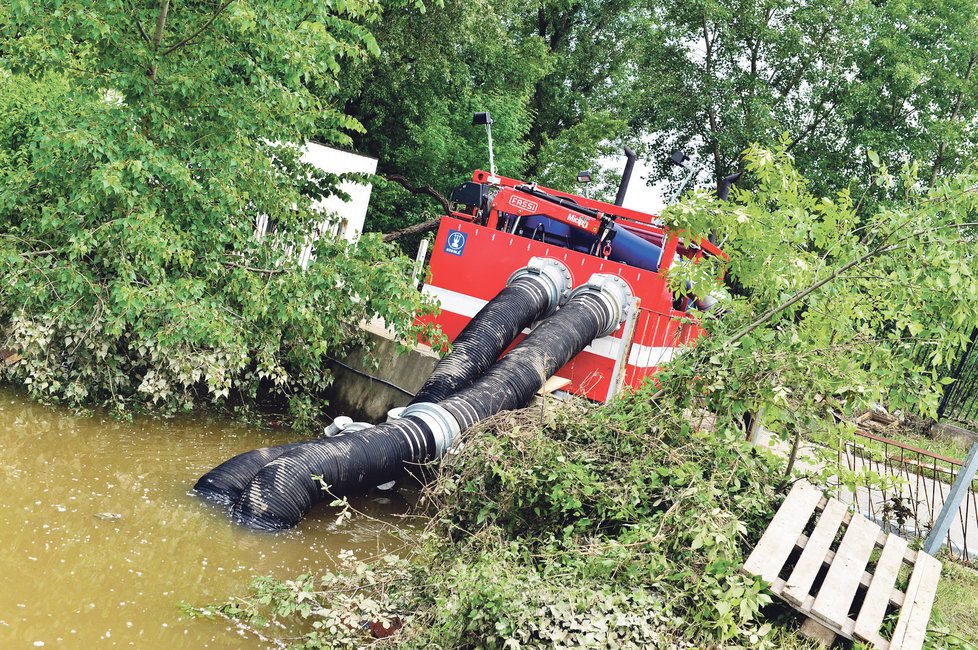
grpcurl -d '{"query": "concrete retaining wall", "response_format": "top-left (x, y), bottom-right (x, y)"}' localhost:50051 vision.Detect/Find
top-left (323, 321), bottom-right (440, 423)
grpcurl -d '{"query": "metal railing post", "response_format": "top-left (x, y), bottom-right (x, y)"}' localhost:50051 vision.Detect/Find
top-left (411, 238), bottom-right (430, 289)
top-left (924, 442), bottom-right (978, 555)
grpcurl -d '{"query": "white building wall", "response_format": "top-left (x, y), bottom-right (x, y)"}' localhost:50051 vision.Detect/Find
top-left (253, 142), bottom-right (378, 269)
top-left (301, 141), bottom-right (378, 243)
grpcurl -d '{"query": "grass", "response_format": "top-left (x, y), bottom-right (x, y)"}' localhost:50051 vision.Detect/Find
top-left (770, 626), bottom-right (831, 649)
top-left (883, 429), bottom-right (973, 462)
top-left (928, 558), bottom-right (978, 649)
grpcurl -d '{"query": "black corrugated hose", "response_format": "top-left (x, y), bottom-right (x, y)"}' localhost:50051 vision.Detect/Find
top-left (410, 275), bottom-right (555, 404)
top-left (193, 442), bottom-right (307, 505)
top-left (230, 417), bottom-right (436, 530)
top-left (226, 279), bottom-right (625, 530)
top-left (438, 290), bottom-right (619, 429)
top-left (194, 259), bottom-right (568, 507)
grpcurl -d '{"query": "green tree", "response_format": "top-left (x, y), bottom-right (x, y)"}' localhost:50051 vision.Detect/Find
top-left (0, 1), bottom-right (432, 427)
top-left (341, 0), bottom-right (550, 235)
top-left (847, 0), bottom-right (978, 187)
top-left (347, 0), bottom-right (649, 234)
top-left (662, 145), bottom-right (978, 454)
top-left (634, 0), bottom-right (978, 195)
top-left (521, 0), bottom-right (642, 189)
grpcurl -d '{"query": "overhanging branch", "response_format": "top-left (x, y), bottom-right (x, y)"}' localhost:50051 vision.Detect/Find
top-left (162, 0), bottom-right (235, 56)
top-left (382, 174), bottom-right (451, 243)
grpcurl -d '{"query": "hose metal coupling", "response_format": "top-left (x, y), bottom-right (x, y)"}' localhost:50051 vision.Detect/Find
top-left (400, 401), bottom-right (462, 457)
top-left (570, 273), bottom-right (634, 337)
top-left (507, 257), bottom-right (573, 317)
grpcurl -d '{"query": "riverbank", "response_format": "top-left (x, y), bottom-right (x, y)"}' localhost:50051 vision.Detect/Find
top-left (205, 390), bottom-right (800, 647)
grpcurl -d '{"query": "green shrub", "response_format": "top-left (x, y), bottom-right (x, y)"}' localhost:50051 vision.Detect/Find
top-left (0, 2), bottom-right (437, 427)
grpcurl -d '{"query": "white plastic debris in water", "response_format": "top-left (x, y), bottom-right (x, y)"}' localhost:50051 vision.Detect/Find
top-left (324, 416), bottom-right (354, 436)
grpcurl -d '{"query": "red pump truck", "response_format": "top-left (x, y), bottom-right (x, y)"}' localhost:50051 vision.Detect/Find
top-left (416, 120), bottom-right (727, 403)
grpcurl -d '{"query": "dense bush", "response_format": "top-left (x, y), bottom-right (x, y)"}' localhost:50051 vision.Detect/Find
top-left (0, 2), bottom-right (435, 427)
top-left (412, 393), bottom-right (784, 647)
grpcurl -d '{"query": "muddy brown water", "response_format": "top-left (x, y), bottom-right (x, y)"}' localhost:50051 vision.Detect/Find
top-left (0, 388), bottom-right (420, 648)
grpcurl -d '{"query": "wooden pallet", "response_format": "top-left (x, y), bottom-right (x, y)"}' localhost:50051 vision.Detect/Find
top-left (743, 481), bottom-right (942, 650)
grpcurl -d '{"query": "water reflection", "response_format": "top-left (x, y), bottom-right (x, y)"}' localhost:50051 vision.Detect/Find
top-left (0, 388), bottom-right (419, 648)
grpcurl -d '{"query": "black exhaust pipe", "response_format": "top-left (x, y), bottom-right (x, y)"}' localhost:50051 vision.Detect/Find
top-left (614, 146), bottom-right (637, 207)
top-left (717, 171), bottom-right (743, 201)
top-left (710, 171), bottom-right (744, 245)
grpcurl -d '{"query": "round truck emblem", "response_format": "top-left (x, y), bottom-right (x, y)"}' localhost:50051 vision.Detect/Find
top-left (444, 230), bottom-right (468, 256)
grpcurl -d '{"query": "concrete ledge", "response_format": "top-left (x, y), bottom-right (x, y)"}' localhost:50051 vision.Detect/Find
top-left (932, 421), bottom-right (978, 449)
top-left (323, 322), bottom-right (440, 423)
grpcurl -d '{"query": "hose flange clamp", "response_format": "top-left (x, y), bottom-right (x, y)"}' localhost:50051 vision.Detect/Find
top-left (507, 257), bottom-right (573, 317)
top-left (400, 402), bottom-right (462, 457)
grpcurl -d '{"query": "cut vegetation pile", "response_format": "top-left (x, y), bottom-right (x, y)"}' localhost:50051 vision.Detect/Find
top-left (405, 392), bottom-right (784, 648)
top-left (202, 386), bottom-right (812, 648)
top-left (201, 385), bottom-right (978, 649)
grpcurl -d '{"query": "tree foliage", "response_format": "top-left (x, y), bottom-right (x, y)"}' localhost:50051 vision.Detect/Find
top-left (343, 0), bottom-right (551, 234)
top-left (520, 0), bottom-right (641, 188)
top-left (348, 0), bottom-right (549, 190)
top-left (345, 0), bottom-right (978, 229)
top-left (663, 145), bottom-right (978, 446)
top-left (635, 0), bottom-right (978, 195)
top-left (0, 1), bottom-right (432, 427)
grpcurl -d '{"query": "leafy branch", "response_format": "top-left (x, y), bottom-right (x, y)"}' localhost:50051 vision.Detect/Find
top-left (124, 0), bottom-right (151, 45)
top-left (162, 0), bottom-right (236, 56)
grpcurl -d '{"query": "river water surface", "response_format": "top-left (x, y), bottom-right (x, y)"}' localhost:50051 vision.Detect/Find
top-left (0, 388), bottom-right (418, 648)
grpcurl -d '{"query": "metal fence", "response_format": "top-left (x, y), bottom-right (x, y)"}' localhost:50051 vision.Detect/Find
top-left (937, 326), bottom-right (978, 425)
top-left (837, 429), bottom-right (978, 562)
